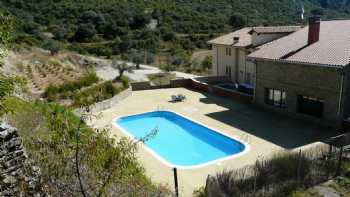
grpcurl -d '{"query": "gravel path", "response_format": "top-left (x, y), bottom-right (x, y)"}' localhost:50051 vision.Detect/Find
top-left (90, 55), bottom-right (200, 82)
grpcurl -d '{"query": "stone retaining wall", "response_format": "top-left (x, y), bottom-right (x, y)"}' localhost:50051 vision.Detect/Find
top-left (194, 76), bottom-right (230, 84)
top-left (189, 79), bottom-right (210, 92)
top-left (212, 86), bottom-right (253, 104)
top-left (0, 122), bottom-right (45, 196)
top-left (170, 78), bottom-right (191, 88)
top-left (74, 87), bottom-right (132, 114)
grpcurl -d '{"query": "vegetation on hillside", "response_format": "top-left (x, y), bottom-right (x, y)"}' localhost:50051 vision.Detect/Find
top-left (0, 12), bottom-right (15, 113)
top-left (1, 0), bottom-right (349, 72)
top-left (44, 72), bottom-right (130, 107)
top-left (1, 11), bottom-right (169, 196)
top-left (195, 148), bottom-right (349, 197)
top-left (3, 98), bottom-right (169, 196)
top-left (45, 72), bottom-right (99, 102)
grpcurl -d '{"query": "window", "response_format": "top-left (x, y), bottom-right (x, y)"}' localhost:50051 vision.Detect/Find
top-left (246, 73), bottom-right (251, 84)
top-left (298, 95), bottom-right (324, 118)
top-left (226, 48), bottom-right (231, 56)
top-left (265, 88), bottom-right (286, 108)
top-left (225, 65), bottom-right (231, 76)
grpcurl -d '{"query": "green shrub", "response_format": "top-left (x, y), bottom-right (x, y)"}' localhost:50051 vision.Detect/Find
top-left (72, 81), bottom-right (123, 107)
top-left (3, 98), bottom-right (170, 196)
top-left (199, 150), bottom-right (337, 197)
top-left (44, 85), bottom-right (59, 102)
top-left (44, 72), bottom-right (99, 101)
top-left (120, 76), bottom-right (130, 88)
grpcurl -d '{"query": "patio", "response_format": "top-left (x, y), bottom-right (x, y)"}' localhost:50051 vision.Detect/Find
top-left (89, 88), bottom-right (335, 196)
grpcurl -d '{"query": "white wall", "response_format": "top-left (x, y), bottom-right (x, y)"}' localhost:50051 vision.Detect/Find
top-left (211, 44), bottom-right (255, 85)
top-left (211, 44), bottom-right (237, 81)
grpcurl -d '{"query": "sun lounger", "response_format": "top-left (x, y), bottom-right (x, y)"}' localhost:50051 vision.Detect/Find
top-left (177, 94), bottom-right (186, 101)
top-left (170, 94), bottom-right (186, 102)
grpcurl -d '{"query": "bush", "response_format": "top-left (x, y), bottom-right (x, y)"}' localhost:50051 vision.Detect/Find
top-left (44, 72), bottom-right (99, 101)
top-left (119, 76), bottom-right (130, 88)
top-left (198, 149), bottom-right (338, 197)
top-left (72, 81), bottom-right (123, 107)
top-left (45, 85), bottom-right (59, 102)
top-left (3, 98), bottom-right (170, 196)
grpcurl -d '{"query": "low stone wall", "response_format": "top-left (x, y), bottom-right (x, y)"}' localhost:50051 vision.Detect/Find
top-left (170, 78), bottom-right (191, 88)
top-left (194, 76), bottom-right (230, 84)
top-left (0, 122), bottom-right (45, 196)
top-left (131, 77), bottom-right (253, 104)
top-left (189, 79), bottom-right (210, 92)
top-left (212, 86), bottom-right (253, 104)
top-left (74, 88), bottom-right (132, 114)
top-left (131, 81), bottom-right (153, 91)
top-left (131, 79), bottom-right (191, 90)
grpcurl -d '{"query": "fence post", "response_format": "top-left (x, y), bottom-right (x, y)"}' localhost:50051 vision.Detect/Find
top-left (336, 146), bottom-right (344, 176)
top-left (297, 149), bottom-right (302, 183)
top-left (326, 145), bottom-right (333, 178)
top-left (173, 168), bottom-right (179, 197)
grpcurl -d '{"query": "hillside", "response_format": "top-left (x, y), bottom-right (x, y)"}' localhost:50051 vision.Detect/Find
top-left (1, 0), bottom-right (350, 71)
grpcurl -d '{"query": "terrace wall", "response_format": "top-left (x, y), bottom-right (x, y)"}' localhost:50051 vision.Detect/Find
top-left (130, 76), bottom-right (253, 104)
top-left (74, 87), bottom-right (132, 114)
top-left (212, 86), bottom-right (253, 104)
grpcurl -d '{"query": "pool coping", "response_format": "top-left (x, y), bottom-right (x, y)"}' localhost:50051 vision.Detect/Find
top-left (111, 110), bottom-right (250, 169)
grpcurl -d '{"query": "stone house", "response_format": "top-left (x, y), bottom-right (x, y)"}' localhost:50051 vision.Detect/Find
top-left (208, 26), bottom-right (300, 86)
top-left (248, 18), bottom-right (350, 128)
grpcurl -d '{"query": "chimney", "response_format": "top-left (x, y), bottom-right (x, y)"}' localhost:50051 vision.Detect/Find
top-left (233, 36), bottom-right (240, 44)
top-left (308, 16), bottom-right (321, 45)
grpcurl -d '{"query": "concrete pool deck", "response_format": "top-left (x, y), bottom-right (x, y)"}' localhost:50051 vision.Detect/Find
top-left (89, 88), bottom-right (335, 196)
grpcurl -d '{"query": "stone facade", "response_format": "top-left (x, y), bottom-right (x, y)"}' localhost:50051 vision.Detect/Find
top-left (0, 122), bottom-right (46, 196)
top-left (254, 60), bottom-right (347, 128)
top-left (341, 66), bottom-right (350, 120)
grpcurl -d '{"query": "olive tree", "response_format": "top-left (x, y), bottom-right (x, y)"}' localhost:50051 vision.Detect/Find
top-left (111, 58), bottom-right (134, 81)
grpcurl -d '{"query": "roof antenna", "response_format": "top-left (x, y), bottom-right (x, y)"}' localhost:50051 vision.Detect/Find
top-left (300, 4), bottom-right (305, 20)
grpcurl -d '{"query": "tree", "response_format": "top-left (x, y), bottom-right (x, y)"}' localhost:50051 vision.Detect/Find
top-left (311, 8), bottom-right (325, 16)
top-left (160, 64), bottom-right (175, 72)
top-left (43, 39), bottom-right (61, 55)
top-left (162, 31), bottom-right (176, 42)
top-left (111, 58), bottom-right (134, 80)
top-left (229, 13), bottom-right (246, 28)
top-left (202, 56), bottom-right (212, 71)
top-left (74, 23), bottom-right (97, 42)
top-left (132, 54), bottom-right (143, 69)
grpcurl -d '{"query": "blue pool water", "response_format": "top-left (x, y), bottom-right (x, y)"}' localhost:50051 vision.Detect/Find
top-left (115, 111), bottom-right (246, 167)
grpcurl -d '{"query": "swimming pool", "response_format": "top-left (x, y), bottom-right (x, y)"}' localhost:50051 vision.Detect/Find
top-left (113, 111), bottom-right (247, 168)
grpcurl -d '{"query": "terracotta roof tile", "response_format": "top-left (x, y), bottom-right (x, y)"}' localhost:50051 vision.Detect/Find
top-left (207, 27), bottom-right (253, 47)
top-left (251, 26), bottom-right (301, 34)
top-left (248, 20), bottom-right (350, 67)
top-left (208, 26), bottom-right (300, 47)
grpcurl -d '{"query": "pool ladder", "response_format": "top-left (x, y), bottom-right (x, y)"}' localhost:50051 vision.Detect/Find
top-left (156, 106), bottom-right (166, 111)
top-left (239, 134), bottom-right (251, 145)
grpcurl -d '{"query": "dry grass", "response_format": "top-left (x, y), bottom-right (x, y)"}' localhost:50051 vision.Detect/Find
top-left (6, 48), bottom-right (90, 96)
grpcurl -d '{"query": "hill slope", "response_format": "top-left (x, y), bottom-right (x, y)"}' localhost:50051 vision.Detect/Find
top-left (1, 0), bottom-right (349, 69)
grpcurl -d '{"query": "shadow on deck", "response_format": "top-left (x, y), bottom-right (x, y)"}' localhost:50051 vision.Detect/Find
top-left (199, 92), bottom-right (337, 150)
